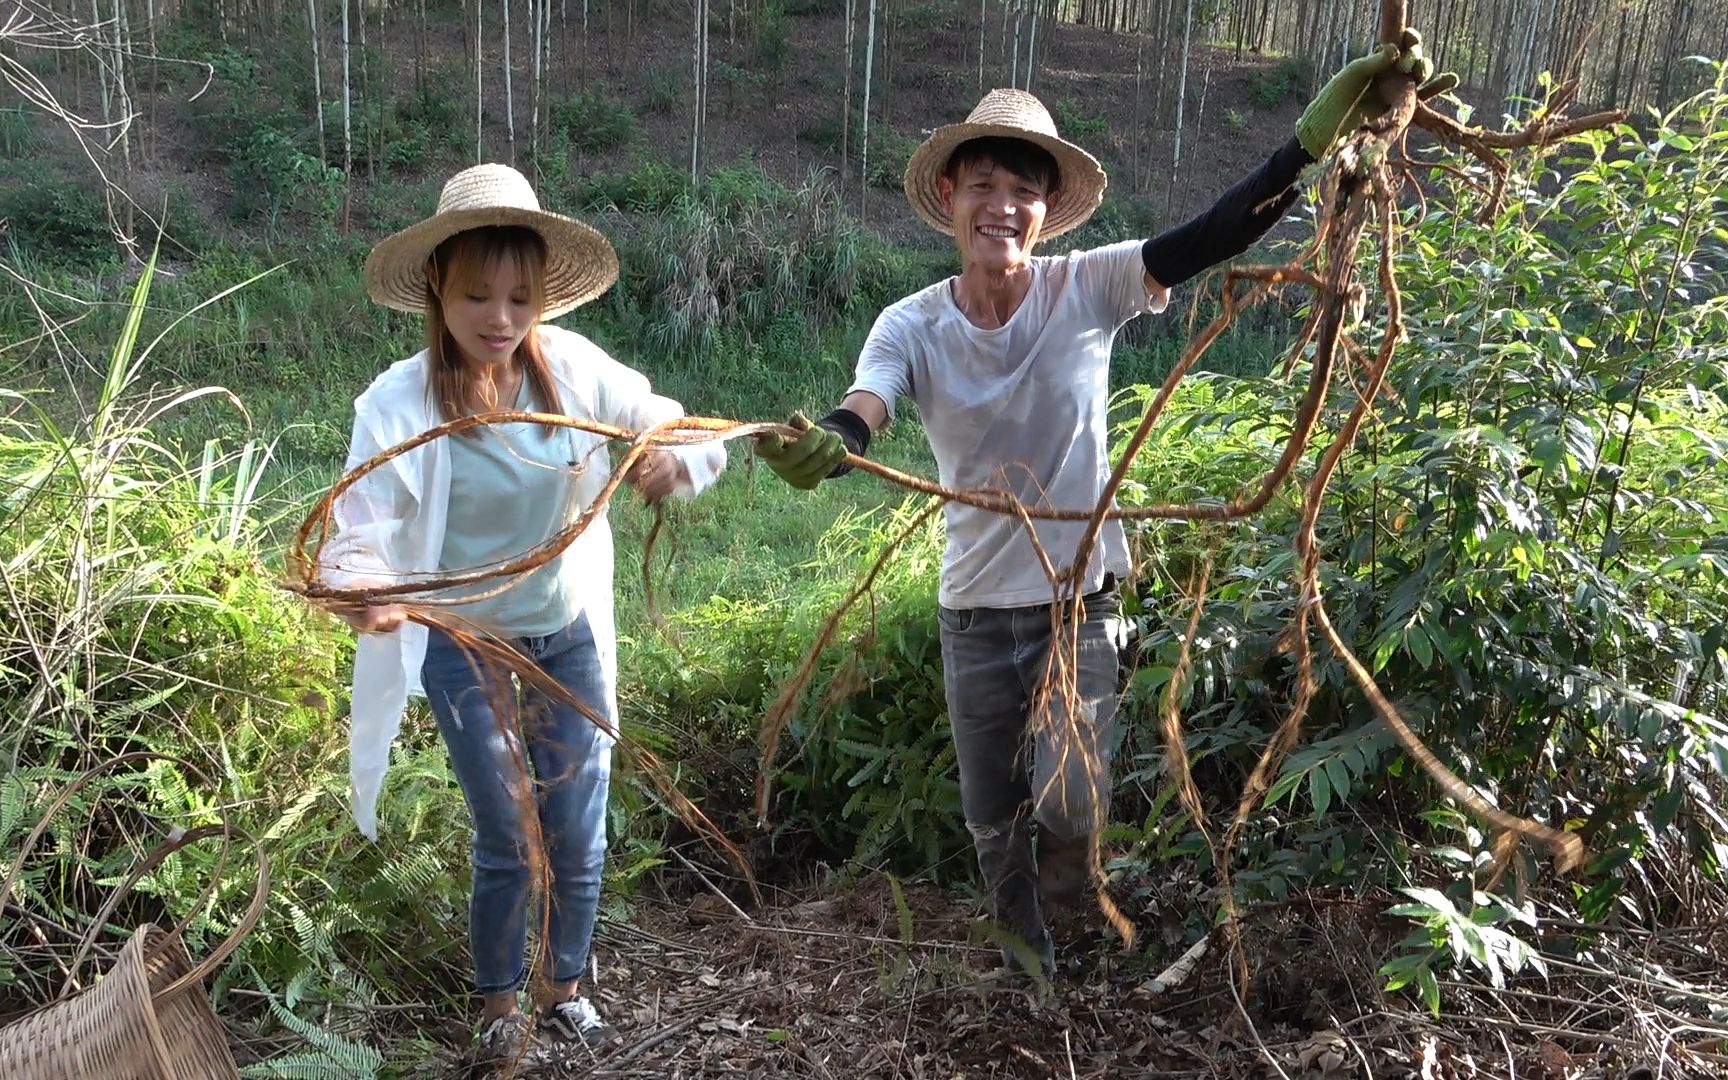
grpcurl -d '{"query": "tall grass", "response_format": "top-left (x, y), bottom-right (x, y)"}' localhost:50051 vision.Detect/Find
top-left (0, 243), bottom-right (467, 1074)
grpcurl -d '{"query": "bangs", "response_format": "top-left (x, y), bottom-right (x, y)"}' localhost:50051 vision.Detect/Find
top-left (431, 225), bottom-right (549, 308)
top-left (943, 136), bottom-right (1061, 192)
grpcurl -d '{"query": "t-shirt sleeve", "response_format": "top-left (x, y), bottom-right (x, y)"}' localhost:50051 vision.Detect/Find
top-left (1074, 238), bottom-right (1171, 330)
top-left (847, 307), bottom-right (915, 422)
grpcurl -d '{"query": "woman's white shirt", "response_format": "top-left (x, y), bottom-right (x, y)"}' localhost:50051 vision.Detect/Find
top-left (321, 324), bottom-right (725, 839)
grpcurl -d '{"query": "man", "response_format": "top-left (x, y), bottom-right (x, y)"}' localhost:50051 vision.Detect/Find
top-left (759, 34), bottom-right (1447, 976)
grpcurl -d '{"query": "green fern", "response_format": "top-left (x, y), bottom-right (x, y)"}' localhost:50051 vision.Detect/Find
top-left (376, 845), bottom-right (443, 898)
top-left (239, 998), bottom-right (383, 1080)
top-left (886, 873), bottom-right (913, 945)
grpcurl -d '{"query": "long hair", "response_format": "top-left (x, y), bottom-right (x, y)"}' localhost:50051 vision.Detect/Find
top-left (424, 225), bottom-right (563, 434)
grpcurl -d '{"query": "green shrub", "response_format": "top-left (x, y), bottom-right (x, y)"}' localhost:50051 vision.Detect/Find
top-left (383, 120), bottom-right (435, 174)
top-left (0, 182), bottom-right (116, 268)
top-left (753, 4), bottom-right (792, 71)
top-left (552, 88), bottom-right (638, 153)
top-left (1053, 98), bottom-right (1109, 141)
top-left (1060, 190), bottom-right (1160, 255)
top-left (635, 502), bottom-right (965, 871)
top-left (396, 71), bottom-right (466, 153)
top-left (578, 159), bottom-right (692, 213)
top-left (1114, 69), bottom-right (1728, 943)
top-left (798, 113), bottom-right (846, 153)
top-left (0, 106), bottom-right (37, 157)
top-left (1249, 56), bottom-right (1312, 109)
top-left (891, 0), bottom-right (955, 31)
top-left (606, 163), bottom-right (862, 355)
top-left (0, 247), bottom-right (476, 1065)
top-left (714, 59), bottom-right (769, 112)
top-left (864, 127), bottom-right (920, 190)
top-left (645, 64), bottom-right (685, 115)
top-left (226, 127), bottom-right (343, 228)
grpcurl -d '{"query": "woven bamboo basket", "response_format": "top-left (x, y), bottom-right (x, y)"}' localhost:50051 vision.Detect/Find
top-left (0, 754), bottom-right (270, 1080)
top-left (0, 923), bottom-right (239, 1080)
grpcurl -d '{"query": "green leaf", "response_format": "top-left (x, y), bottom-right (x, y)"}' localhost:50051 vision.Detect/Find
top-left (1323, 758), bottom-right (1352, 805)
top-left (1406, 626), bottom-right (1434, 669)
top-left (1310, 766), bottom-right (1333, 818)
top-left (1417, 966), bottom-right (1441, 1015)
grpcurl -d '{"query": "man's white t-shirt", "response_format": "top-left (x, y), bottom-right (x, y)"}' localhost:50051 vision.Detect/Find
top-left (849, 238), bottom-right (1168, 610)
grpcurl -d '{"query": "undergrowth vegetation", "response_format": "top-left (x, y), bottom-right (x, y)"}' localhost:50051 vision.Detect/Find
top-left (1115, 68), bottom-right (1728, 1000)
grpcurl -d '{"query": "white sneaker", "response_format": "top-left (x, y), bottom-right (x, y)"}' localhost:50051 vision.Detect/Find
top-left (538, 995), bottom-right (616, 1045)
top-left (477, 1010), bottom-right (530, 1059)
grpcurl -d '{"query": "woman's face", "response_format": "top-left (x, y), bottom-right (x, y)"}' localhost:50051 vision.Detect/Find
top-left (441, 252), bottom-right (536, 369)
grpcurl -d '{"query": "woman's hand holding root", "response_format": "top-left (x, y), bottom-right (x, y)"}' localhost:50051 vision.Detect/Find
top-left (625, 450), bottom-right (686, 504)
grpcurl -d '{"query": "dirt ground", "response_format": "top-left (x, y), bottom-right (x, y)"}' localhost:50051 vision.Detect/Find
top-left (415, 867), bottom-right (1727, 1080)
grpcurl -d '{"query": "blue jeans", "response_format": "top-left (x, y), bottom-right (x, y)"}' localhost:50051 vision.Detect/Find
top-left (421, 613), bottom-right (613, 995)
top-left (938, 581), bottom-right (1124, 964)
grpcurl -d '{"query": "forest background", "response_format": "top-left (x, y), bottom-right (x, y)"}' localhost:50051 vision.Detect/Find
top-left (2, 0), bottom-right (1728, 1074)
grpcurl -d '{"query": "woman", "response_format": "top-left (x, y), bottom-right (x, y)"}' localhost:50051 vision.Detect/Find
top-left (323, 163), bottom-right (725, 1054)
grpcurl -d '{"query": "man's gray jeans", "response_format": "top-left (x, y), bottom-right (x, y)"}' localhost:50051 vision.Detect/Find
top-left (938, 580), bottom-right (1125, 969)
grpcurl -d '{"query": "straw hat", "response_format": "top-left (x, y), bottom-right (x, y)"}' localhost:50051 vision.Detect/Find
top-left (363, 163), bottom-right (618, 319)
top-left (902, 89), bottom-right (1108, 240)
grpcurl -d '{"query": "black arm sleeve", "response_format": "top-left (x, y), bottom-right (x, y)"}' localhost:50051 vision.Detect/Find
top-left (817, 407), bottom-right (872, 478)
top-left (1141, 135), bottom-right (1314, 289)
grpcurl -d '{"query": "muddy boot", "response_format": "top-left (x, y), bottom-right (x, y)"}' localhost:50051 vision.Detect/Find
top-left (1036, 824), bottom-right (1094, 909)
top-left (994, 869), bottom-right (1056, 979)
top-left (972, 815), bottom-right (1054, 979)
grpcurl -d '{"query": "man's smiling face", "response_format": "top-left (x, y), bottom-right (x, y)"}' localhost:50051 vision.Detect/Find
top-left (938, 154), bottom-right (1062, 274)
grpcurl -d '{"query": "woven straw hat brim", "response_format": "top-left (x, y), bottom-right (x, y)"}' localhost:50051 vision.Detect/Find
top-left (363, 206), bottom-right (619, 320)
top-left (903, 123), bottom-right (1107, 239)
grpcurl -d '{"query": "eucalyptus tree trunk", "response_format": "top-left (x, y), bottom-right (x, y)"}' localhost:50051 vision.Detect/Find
top-left (1608, 2), bottom-right (1630, 106)
top-left (112, 0), bottom-right (134, 195)
top-left (977, 0), bottom-right (986, 91)
top-left (144, 0), bottom-right (158, 164)
top-left (307, 0), bottom-right (327, 163)
top-left (359, 0), bottom-right (373, 181)
top-left (341, 0), bottom-right (352, 177)
top-left (504, 0), bottom-right (516, 165)
top-left (532, 0), bottom-right (547, 161)
top-left (1025, 0), bottom-right (1041, 91)
top-left (861, 0), bottom-right (877, 218)
top-left (1167, 0), bottom-right (1194, 215)
top-left (90, 0), bottom-right (111, 135)
top-left (844, 0), bottom-right (857, 189)
top-left (475, 0), bottom-right (484, 161)
top-left (882, 0), bottom-right (895, 110)
top-left (1631, 0), bottom-right (1656, 111)
top-left (1131, 30), bottom-right (1145, 191)
top-left (1151, 0), bottom-right (1174, 162)
top-left (1656, 0), bottom-right (1697, 106)
top-left (417, 0), bottom-right (428, 94)
top-left (689, 0), bottom-right (709, 179)
top-left (1433, 0), bottom-right (1460, 79)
